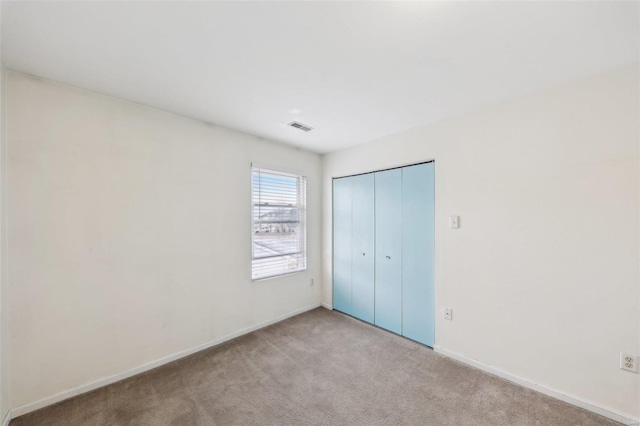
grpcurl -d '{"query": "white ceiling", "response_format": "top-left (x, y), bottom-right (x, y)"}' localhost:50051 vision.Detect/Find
top-left (3, 1), bottom-right (639, 154)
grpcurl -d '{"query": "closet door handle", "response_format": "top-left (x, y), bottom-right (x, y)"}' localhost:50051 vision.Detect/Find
top-left (386, 255), bottom-right (391, 260)
top-left (362, 252), bottom-right (366, 256)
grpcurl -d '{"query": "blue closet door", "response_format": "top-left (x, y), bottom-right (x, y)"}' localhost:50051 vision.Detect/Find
top-left (350, 173), bottom-right (375, 323)
top-left (333, 178), bottom-right (352, 314)
top-left (402, 163), bottom-right (435, 346)
top-left (374, 169), bottom-right (402, 334)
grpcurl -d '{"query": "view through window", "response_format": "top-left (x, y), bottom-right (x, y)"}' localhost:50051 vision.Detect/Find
top-left (252, 166), bottom-right (307, 280)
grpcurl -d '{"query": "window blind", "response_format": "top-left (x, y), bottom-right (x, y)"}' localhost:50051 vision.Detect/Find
top-left (252, 166), bottom-right (307, 280)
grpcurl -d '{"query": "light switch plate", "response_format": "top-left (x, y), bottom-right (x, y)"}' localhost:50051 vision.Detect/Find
top-left (443, 307), bottom-right (453, 320)
top-left (450, 216), bottom-right (460, 229)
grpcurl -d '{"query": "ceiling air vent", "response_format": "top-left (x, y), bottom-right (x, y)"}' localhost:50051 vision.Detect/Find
top-left (288, 121), bottom-right (314, 132)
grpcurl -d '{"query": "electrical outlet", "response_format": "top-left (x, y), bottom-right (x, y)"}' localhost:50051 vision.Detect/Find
top-left (620, 353), bottom-right (638, 373)
top-left (443, 307), bottom-right (453, 320)
top-left (310, 278), bottom-right (315, 286)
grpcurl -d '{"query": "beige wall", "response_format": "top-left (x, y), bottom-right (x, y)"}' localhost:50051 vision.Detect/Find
top-left (6, 71), bottom-right (322, 410)
top-left (322, 64), bottom-right (640, 419)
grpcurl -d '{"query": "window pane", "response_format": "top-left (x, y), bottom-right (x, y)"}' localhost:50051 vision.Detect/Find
top-left (251, 167), bottom-right (306, 280)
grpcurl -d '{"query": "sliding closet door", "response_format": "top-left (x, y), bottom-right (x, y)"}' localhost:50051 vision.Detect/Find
top-left (334, 164), bottom-right (435, 346)
top-left (374, 169), bottom-right (402, 334)
top-left (350, 173), bottom-right (375, 323)
top-left (402, 163), bottom-right (435, 346)
top-left (333, 177), bottom-right (352, 314)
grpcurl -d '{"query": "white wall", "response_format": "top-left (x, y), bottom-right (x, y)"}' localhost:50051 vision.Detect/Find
top-left (1, 69), bottom-right (8, 425)
top-left (4, 62), bottom-right (639, 421)
top-left (322, 64), bottom-right (640, 419)
top-left (0, 2), bottom-right (9, 421)
top-left (6, 71), bottom-right (322, 410)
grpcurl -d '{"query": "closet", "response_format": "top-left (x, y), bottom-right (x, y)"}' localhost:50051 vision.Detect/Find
top-left (332, 162), bottom-right (435, 347)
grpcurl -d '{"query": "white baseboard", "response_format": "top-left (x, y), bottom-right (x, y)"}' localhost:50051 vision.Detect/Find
top-left (434, 346), bottom-right (639, 426)
top-left (1, 410), bottom-right (11, 426)
top-left (12, 307), bottom-right (635, 425)
top-left (11, 303), bottom-right (321, 419)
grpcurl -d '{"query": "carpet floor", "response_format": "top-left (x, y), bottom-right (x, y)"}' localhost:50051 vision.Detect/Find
top-left (11, 308), bottom-right (620, 426)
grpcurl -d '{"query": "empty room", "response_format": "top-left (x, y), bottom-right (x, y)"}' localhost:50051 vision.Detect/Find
top-left (0, 1), bottom-right (638, 425)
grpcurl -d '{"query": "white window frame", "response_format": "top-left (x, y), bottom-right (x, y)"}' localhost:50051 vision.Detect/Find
top-left (251, 164), bottom-right (307, 280)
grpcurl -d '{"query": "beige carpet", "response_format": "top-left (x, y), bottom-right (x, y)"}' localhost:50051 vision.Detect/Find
top-left (12, 308), bottom-right (619, 425)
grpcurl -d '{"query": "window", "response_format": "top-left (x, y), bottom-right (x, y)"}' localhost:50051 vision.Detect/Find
top-left (252, 165), bottom-right (307, 280)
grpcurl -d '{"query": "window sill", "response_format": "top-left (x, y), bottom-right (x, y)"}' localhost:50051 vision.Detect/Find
top-left (251, 269), bottom-right (307, 283)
